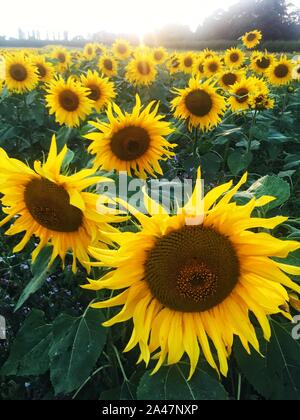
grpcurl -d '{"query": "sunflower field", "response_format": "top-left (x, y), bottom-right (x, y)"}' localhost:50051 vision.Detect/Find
top-left (1, 31), bottom-right (300, 401)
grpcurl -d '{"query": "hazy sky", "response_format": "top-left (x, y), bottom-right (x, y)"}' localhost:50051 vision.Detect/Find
top-left (0, 0), bottom-right (250, 39)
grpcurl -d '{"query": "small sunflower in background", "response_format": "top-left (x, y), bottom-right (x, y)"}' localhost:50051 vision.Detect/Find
top-left (125, 54), bottom-right (157, 86)
top-left (5, 52), bottom-right (39, 93)
top-left (180, 52), bottom-right (195, 74)
top-left (94, 43), bottom-right (107, 56)
top-left (0, 135), bottom-right (125, 273)
top-left (292, 63), bottom-right (300, 80)
top-left (202, 48), bottom-right (217, 60)
top-left (51, 47), bottom-right (71, 72)
top-left (98, 55), bottom-right (118, 78)
top-left (83, 43), bottom-right (96, 60)
top-left (242, 30), bottom-right (262, 49)
top-left (171, 77), bottom-right (226, 131)
top-left (228, 77), bottom-right (256, 112)
top-left (218, 69), bottom-right (244, 90)
top-left (249, 93), bottom-right (274, 110)
top-left (193, 57), bottom-right (206, 78)
top-left (152, 47), bottom-right (168, 65)
top-left (45, 76), bottom-right (93, 127)
top-left (250, 51), bottom-right (274, 74)
top-left (80, 70), bottom-right (116, 113)
top-left (203, 56), bottom-right (223, 77)
top-left (112, 39), bottom-right (131, 60)
top-left (84, 95), bottom-right (176, 179)
top-left (167, 54), bottom-right (181, 75)
top-left (267, 56), bottom-right (293, 85)
top-left (83, 169), bottom-right (300, 379)
top-left (31, 55), bottom-right (55, 84)
top-left (224, 47), bottom-right (245, 68)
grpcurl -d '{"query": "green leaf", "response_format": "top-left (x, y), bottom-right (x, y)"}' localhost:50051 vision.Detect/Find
top-left (137, 364), bottom-right (228, 400)
top-left (14, 246), bottom-right (53, 312)
top-left (247, 175), bottom-right (290, 212)
top-left (235, 321), bottom-right (300, 400)
top-left (0, 310), bottom-right (52, 377)
top-left (49, 307), bottom-right (108, 395)
top-left (227, 150), bottom-right (252, 175)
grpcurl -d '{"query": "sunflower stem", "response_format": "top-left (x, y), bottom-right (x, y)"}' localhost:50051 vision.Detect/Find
top-left (237, 373), bottom-right (242, 400)
top-left (112, 344), bottom-right (129, 383)
top-left (193, 127), bottom-right (199, 178)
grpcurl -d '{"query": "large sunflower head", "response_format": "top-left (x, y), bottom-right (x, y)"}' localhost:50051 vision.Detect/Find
top-left (51, 47), bottom-right (71, 72)
top-left (250, 51), bottom-right (274, 74)
top-left (203, 56), bottom-right (223, 77)
top-left (98, 54), bottom-right (118, 77)
top-left (228, 77), bottom-right (257, 112)
top-left (267, 56), bottom-right (293, 86)
top-left (125, 54), bottom-right (157, 87)
top-left (0, 135), bottom-right (125, 272)
top-left (152, 47), bottom-right (168, 64)
top-left (84, 95), bottom-right (176, 178)
top-left (171, 77), bottom-right (226, 132)
top-left (112, 39), bottom-right (132, 60)
top-left (83, 169), bottom-right (300, 379)
top-left (180, 52), bottom-right (195, 74)
top-left (83, 43), bottom-right (96, 60)
top-left (218, 69), bottom-right (244, 90)
top-left (224, 48), bottom-right (245, 68)
top-left (45, 76), bottom-right (94, 127)
top-left (5, 52), bottom-right (39, 93)
top-left (31, 55), bottom-right (55, 84)
top-left (242, 30), bottom-right (262, 49)
top-left (80, 70), bottom-right (116, 113)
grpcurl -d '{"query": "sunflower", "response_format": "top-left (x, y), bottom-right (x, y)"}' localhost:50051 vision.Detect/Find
top-left (228, 77), bottom-right (257, 112)
top-left (193, 58), bottom-right (206, 78)
top-left (152, 47), bottom-right (168, 65)
top-left (171, 77), bottom-right (226, 131)
top-left (249, 93), bottom-right (274, 110)
top-left (51, 47), bottom-right (71, 71)
top-left (83, 169), bottom-right (300, 379)
top-left (31, 56), bottom-right (55, 83)
top-left (80, 70), bottom-right (116, 113)
top-left (84, 95), bottom-right (176, 178)
top-left (95, 43), bottom-right (107, 56)
top-left (202, 48), bottom-right (217, 60)
top-left (45, 76), bottom-right (93, 127)
top-left (242, 30), bottom-right (262, 49)
top-left (267, 56), bottom-right (293, 86)
top-left (98, 55), bottom-right (118, 77)
top-left (5, 53), bottom-right (39, 93)
top-left (250, 51), bottom-right (274, 74)
top-left (84, 43), bottom-right (96, 60)
top-left (292, 63), bottom-right (300, 80)
top-left (203, 56), bottom-right (223, 77)
top-left (180, 52), bottom-right (195, 74)
top-left (112, 39), bottom-right (131, 60)
top-left (125, 55), bottom-right (157, 87)
top-left (218, 69), bottom-right (244, 90)
top-left (0, 135), bottom-right (124, 273)
top-left (167, 55), bottom-right (181, 75)
top-left (224, 48), bottom-right (245, 68)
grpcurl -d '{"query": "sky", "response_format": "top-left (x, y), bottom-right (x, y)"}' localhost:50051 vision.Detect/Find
top-left (1, 0), bottom-right (246, 39)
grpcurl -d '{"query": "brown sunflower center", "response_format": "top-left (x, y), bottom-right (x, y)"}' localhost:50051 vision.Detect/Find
top-left (144, 225), bottom-right (240, 312)
top-left (154, 51), bottom-right (163, 61)
top-left (247, 33), bottom-right (256, 41)
top-left (58, 89), bottom-right (80, 112)
top-left (274, 64), bottom-right (289, 78)
top-left (256, 57), bottom-right (270, 69)
top-left (24, 178), bottom-right (83, 232)
top-left (104, 59), bottom-right (113, 71)
top-left (110, 126), bottom-right (150, 161)
top-left (118, 44), bottom-right (127, 54)
top-left (222, 72), bottom-right (237, 86)
top-left (57, 53), bottom-right (66, 63)
top-left (230, 53), bottom-right (239, 62)
top-left (236, 87), bottom-right (249, 103)
top-left (36, 64), bottom-right (47, 78)
top-left (171, 59), bottom-right (180, 68)
top-left (184, 57), bottom-right (193, 67)
top-left (9, 64), bottom-right (28, 82)
top-left (185, 89), bottom-right (213, 117)
top-left (137, 61), bottom-right (151, 76)
top-left (208, 62), bottom-right (218, 73)
top-left (87, 83), bottom-right (101, 101)
top-left (198, 63), bottom-right (204, 73)
top-left (87, 47), bottom-right (93, 55)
